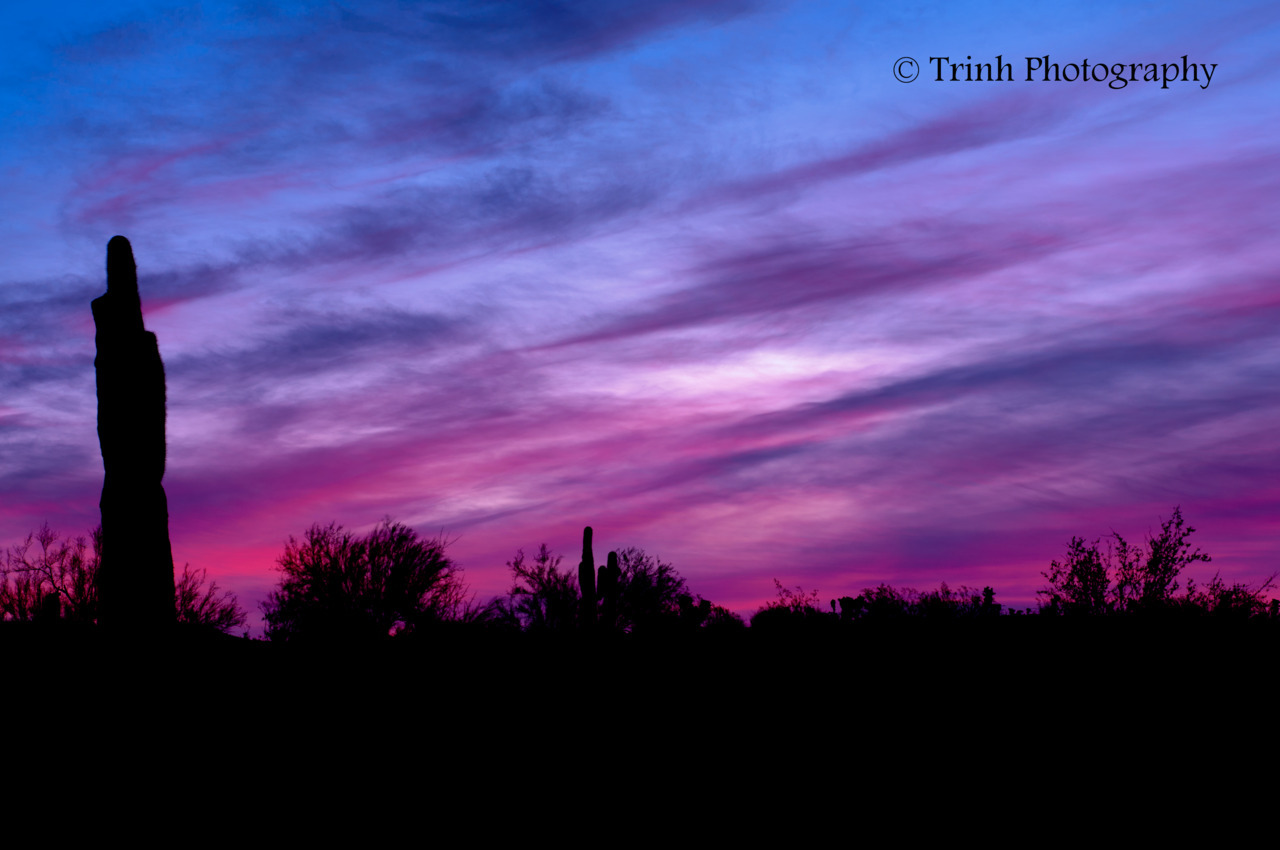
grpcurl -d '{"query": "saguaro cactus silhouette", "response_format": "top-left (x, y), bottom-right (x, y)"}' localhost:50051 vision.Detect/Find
top-left (579, 527), bottom-right (621, 631)
top-left (598, 549), bottom-right (620, 631)
top-left (579, 526), bottom-right (597, 629)
top-left (92, 236), bottom-right (176, 628)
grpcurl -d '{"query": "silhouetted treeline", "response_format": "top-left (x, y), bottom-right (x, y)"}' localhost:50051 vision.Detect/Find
top-left (252, 523), bottom-right (744, 643)
top-left (747, 508), bottom-right (1276, 632)
top-left (6, 507), bottom-right (1277, 644)
top-left (750, 580), bottom-right (1001, 631)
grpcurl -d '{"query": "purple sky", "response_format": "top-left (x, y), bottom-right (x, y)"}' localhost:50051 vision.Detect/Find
top-left (3, 1), bottom-right (1278, 631)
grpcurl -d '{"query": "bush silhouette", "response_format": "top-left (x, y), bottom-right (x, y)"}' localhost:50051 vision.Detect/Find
top-left (1035, 507), bottom-right (1274, 616)
top-left (750, 580), bottom-right (834, 630)
top-left (174, 565), bottom-right (247, 634)
top-left (610, 547), bottom-right (694, 633)
top-left (262, 519), bottom-right (465, 641)
top-left (1, 523), bottom-right (244, 631)
top-left (495, 543), bottom-right (579, 631)
top-left (495, 536), bottom-right (715, 633)
top-left (0, 524), bottom-right (99, 623)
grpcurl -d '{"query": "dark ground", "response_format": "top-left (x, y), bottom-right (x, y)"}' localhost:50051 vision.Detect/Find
top-left (4, 618), bottom-right (1271, 824)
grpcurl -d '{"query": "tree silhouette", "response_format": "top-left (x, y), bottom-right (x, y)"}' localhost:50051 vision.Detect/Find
top-left (750, 580), bottom-right (832, 628)
top-left (494, 540), bottom-right (716, 633)
top-left (496, 543), bottom-right (579, 631)
top-left (610, 547), bottom-right (693, 633)
top-left (699, 603), bottom-right (746, 630)
top-left (1035, 507), bottom-right (1269, 616)
top-left (261, 519), bottom-right (465, 641)
top-left (1111, 507), bottom-right (1210, 613)
top-left (806, 583), bottom-right (1000, 622)
top-left (174, 565), bottom-right (247, 634)
top-left (1039, 536), bottom-right (1111, 615)
top-left (910, 583), bottom-right (997, 619)
top-left (1182, 571), bottom-right (1276, 619)
top-left (1, 523), bottom-right (244, 631)
top-left (0, 524), bottom-right (99, 622)
top-left (855, 584), bottom-right (913, 619)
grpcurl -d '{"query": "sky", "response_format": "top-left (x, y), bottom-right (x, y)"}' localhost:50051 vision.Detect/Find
top-left (2, 0), bottom-right (1278, 632)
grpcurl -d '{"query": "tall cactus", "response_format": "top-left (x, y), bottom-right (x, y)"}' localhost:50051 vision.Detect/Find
top-left (598, 550), bottom-right (620, 632)
top-left (579, 526), bottom-right (622, 632)
top-left (92, 236), bottom-right (176, 629)
top-left (579, 526), bottom-right (596, 629)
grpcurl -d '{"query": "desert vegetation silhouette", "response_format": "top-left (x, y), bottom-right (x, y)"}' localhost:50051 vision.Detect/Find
top-left (487, 526), bottom-right (743, 635)
top-left (1038, 506), bottom-right (1275, 618)
top-left (0, 522), bottom-right (244, 632)
top-left (2, 237), bottom-right (1276, 658)
top-left (260, 519), bottom-right (468, 642)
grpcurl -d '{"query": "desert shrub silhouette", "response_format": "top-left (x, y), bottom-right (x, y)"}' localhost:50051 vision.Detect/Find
top-left (497, 531), bottom-right (715, 634)
top-left (1, 523), bottom-right (244, 632)
top-left (750, 580), bottom-right (835, 631)
top-left (173, 565), bottom-right (247, 634)
top-left (1038, 507), bottom-right (1272, 617)
top-left (607, 546), bottom-right (697, 633)
top-left (261, 519), bottom-right (465, 642)
top-left (0, 524), bottom-right (99, 623)
top-left (494, 543), bottom-right (580, 631)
